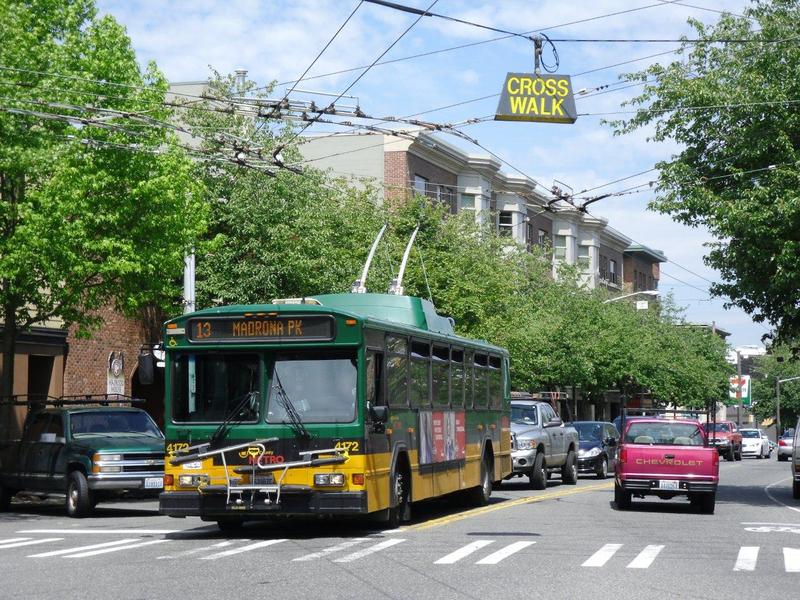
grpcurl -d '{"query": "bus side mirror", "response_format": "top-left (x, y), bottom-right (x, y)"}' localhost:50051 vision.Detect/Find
top-left (370, 405), bottom-right (389, 424)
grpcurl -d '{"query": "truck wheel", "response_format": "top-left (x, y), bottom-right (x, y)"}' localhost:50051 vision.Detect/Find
top-left (0, 482), bottom-right (14, 511)
top-left (735, 445), bottom-right (742, 461)
top-left (726, 446), bottom-right (735, 461)
top-left (699, 493), bottom-right (715, 514)
top-left (614, 481), bottom-right (631, 510)
top-left (794, 480), bottom-right (800, 500)
top-left (595, 457), bottom-right (608, 480)
top-left (530, 453), bottom-right (547, 490)
top-left (561, 450), bottom-right (578, 485)
top-left (779, 454), bottom-right (788, 462)
top-left (66, 471), bottom-right (93, 518)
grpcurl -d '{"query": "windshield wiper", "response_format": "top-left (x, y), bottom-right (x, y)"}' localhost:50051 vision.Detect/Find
top-left (209, 390), bottom-right (259, 449)
top-left (272, 370), bottom-right (311, 441)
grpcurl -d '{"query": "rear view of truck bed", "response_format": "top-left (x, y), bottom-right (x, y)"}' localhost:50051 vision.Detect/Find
top-left (615, 418), bottom-right (719, 513)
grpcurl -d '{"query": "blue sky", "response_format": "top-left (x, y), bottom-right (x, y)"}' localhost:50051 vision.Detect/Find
top-left (96, 0), bottom-right (767, 349)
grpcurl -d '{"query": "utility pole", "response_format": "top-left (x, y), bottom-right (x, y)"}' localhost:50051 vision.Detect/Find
top-left (736, 350), bottom-right (743, 428)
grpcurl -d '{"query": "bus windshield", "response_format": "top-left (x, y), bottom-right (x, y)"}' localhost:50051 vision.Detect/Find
top-left (267, 351), bottom-right (357, 424)
top-left (172, 352), bottom-right (261, 423)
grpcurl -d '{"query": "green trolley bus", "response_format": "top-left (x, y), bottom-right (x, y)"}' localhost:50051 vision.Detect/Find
top-left (159, 293), bottom-right (512, 529)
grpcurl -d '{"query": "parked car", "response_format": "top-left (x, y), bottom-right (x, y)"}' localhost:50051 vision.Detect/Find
top-left (703, 421), bottom-right (743, 461)
top-left (0, 399), bottom-right (165, 517)
top-left (571, 421), bottom-right (620, 479)
top-left (509, 398), bottom-right (580, 489)
top-left (778, 428), bottom-right (795, 461)
top-left (739, 428), bottom-right (770, 458)
top-left (615, 417), bottom-right (719, 513)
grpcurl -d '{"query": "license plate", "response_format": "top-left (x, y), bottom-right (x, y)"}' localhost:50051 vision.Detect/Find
top-left (144, 477), bottom-right (164, 489)
top-left (658, 480), bottom-right (679, 491)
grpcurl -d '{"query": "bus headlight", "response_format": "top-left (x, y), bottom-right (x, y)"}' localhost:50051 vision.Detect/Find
top-left (314, 473), bottom-right (345, 487)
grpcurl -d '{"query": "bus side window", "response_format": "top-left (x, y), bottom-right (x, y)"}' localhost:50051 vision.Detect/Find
top-left (366, 351), bottom-right (385, 407)
top-left (386, 335), bottom-right (408, 408)
top-left (488, 355), bottom-right (502, 408)
top-left (410, 339), bottom-right (431, 409)
top-left (464, 349), bottom-right (474, 409)
top-left (451, 348), bottom-right (465, 409)
top-left (474, 354), bottom-right (489, 409)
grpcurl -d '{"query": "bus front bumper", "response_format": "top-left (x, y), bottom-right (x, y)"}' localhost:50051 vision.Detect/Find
top-left (159, 489), bottom-right (368, 518)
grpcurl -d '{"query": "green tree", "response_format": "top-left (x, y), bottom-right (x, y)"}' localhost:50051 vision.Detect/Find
top-left (752, 346), bottom-right (800, 430)
top-left (0, 0), bottom-right (206, 397)
top-left (610, 0), bottom-right (800, 343)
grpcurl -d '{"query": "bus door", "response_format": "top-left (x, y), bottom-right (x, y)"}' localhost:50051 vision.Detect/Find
top-left (364, 350), bottom-right (391, 510)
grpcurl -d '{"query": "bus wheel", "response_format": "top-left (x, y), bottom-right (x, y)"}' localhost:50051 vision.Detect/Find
top-left (387, 465), bottom-right (411, 529)
top-left (0, 482), bottom-right (14, 511)
top-left (217, 519), bottom-right (244, 533)
top-left (468, 454), bottom-right (492, 506)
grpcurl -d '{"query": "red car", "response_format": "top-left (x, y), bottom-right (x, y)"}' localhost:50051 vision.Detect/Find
top-left (703, 421), bottom-right (743, 461)
top-left (615, 418), bottom-right (720, 513)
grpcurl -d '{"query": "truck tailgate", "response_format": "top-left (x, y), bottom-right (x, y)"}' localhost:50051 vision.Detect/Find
top-left (620, 445), bottom-right (718, 480)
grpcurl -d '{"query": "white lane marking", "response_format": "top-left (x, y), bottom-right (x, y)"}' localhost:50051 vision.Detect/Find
top-left (333, 538), bottom-right (406, 563)
top-left (17, 529), bottom-right (179, 535)
top-left (784, 548), bottom-right (800, 572)
top-left (475, 541), bottom-right (536, 565)
top-left (626, 545), bottom-right (664, 569)
top-left (742, 522), bottom-right (800, 526)
top-left (582, 543), bottom-right (623, 567)
top-left (292, 538), bottom-right (371, 562)
top-left (733, 546), bottom-right (759, 571)
top-left (66, 539), bottom-right (169, 558)
top-left (434, 540), bottom-right (495, 565)
top-left (0, 538), bottom-right (31, 545)
top-left (157, 540), bottom-right (234, 560)
top-left (764, 478), bottom-right (800, 515)
top-left (0, 538), bottom-right (63, 549)
top-left (29, 538), bottom-right (140, 558)
top-left (201, 539), bottom-right (287, 560)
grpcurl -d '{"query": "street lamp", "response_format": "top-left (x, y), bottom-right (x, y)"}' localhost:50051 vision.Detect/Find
top-left (776, 376), bottom-right (800, 437)
top-left (603, 290), bottom-right (660, 304)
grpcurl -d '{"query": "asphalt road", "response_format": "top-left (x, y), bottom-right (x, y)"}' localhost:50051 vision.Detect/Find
top-left (1, 456), bottom-right (797, 600)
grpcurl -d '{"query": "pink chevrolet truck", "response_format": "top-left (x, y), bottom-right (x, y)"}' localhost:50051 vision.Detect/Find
top-left (614, 417), bottom-right (719, 513)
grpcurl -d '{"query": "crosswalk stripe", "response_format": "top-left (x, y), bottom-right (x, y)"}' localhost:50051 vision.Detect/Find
top-left (627, 545), bottom-right (664, 569)
top-left (200, 539), bottom-right (287, 560)
top-left (0, 538), bottom-right (63, 549)
top-left (733, 546), bottom-right (759, 571)
top-left (157, 541), bottom-right (234, 560)
top-left (29, 538), bottom-right (140, 558)
top-left (784, 548), bottom-right (800, 573)
top-left (582, 543), bottom-right (623, 567)
top-left (475, 541), bottom-right (535, 565)
top-left (66, 539), bottom-right (169, 558)
top-left (0, 538), bottom-right (31, 545)
top-left (293, 538), bottom-right (371, 562)
top-left (333, 538), bottom-right (406, 563)
top-left (435, 540), bottom-right (495, 565)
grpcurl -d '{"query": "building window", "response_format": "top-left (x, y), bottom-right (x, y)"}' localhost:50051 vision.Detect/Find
top-left (459, 193), bottom-right (476, 212)
top-left (526, 222), bottom-right (535, 251)
top-left (498, 211), bottom-right (513, 237)
top-left (577, 245), bottom-right (591, 269)
top-left (413, 174), bottom-right (428, 195)
top-left (609, 259), bottom-right (617, 284)
top-left (553, 235), bottom-right (567, 261)
top-left (538, 229), bottom-right (548, 247)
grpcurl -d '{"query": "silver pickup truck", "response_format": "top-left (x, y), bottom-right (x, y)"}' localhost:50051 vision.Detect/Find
top-left (509, 398), bottom-right (579, 489)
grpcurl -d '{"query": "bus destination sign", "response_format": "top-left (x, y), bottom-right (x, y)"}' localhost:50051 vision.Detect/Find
top-left (495, 73), bottom-right (577, 124)
top-left (187, 315), bottom-right (335, 342)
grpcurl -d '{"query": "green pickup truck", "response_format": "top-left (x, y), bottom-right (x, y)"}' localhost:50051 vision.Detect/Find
top-left (0, 398), bottom-right (165, 517)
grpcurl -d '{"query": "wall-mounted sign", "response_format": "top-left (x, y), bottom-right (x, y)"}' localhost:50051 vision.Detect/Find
top-left (495, 73), bottom-right (577, 124)
top-left (107, 351), bottom-right (125, 395)
top-left (729, 375), bottom-right (752, 406)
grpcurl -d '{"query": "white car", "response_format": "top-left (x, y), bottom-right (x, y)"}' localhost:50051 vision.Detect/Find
top-left (740, 428), bottom-right (770, 458)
